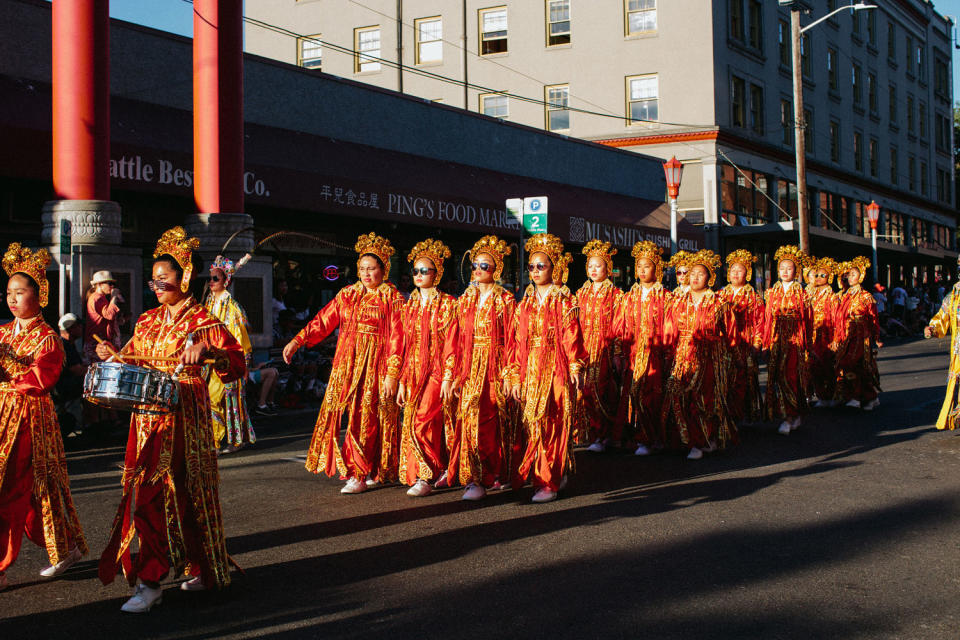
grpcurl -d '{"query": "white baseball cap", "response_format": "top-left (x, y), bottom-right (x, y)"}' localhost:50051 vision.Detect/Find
top-left (58, 313), bottom-right (79, 331)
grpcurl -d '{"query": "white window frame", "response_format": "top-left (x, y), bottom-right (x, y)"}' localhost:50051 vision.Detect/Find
top-left (479, 7), bottom-right (508, 56)
top-left (354, 26), bottom-right (381, 73)
top-left (545, 84), bottom-right (570, 131)
top-left (415, 17), bottom-right (443, 65)
top-left (298, 35), bottom-right (323, 70)
top-left (480, 93), bottom-right (509, 119)
top-left (626, 74), bottom-right (658, 125)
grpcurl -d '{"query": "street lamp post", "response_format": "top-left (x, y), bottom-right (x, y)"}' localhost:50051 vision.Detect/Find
top-left (785, 1), bottom-right (876, 254)
top-left (866, 200), bottom-right (880, 284)
top-left (663, 156), bottom-right (683, 255)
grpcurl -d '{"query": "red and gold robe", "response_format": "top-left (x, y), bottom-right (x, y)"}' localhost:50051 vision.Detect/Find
top-left (296, 282), bottom-right (404, 483)
top-left (0, 317), bottom-right (86, 573)
top-left (833, 285), bottom-right (881, 405)
top-left (719, 284), bottom-right (764, 423)
top-left (808, 285), bottom-right (839, 403)
top-left (442, 284), bottom-right (515, 488)
top-left (573, 280), bottom-right (623, 445)
top-left (398, 289), bottom-right (456, 485)
top-left (763, 281), bottom-right (812, 420)
top-left (507, 285), bottom-right (586, 492)
top-left (662, 290), bottom-right (738, 450)
top-left (98, 299), bottom-right (244, 589)
top-left (618, 283), bottom-right (671, 447)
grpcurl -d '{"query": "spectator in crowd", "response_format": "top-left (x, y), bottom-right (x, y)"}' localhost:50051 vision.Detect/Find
top-left (890, 282), bottom-right (907, 321)
top-left (272, 279), bottom-right (289, 325)
top-left (83, 270), bottom-right (123, 362)
top-left (873, 284), bottom-right (887, 315)
top-left (273, 308), bottom-right (322, 402)
top-left (56, 313), bottom-right (86, 436)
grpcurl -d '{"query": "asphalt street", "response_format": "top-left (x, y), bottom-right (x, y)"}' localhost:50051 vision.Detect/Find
top-left (1, 336), bottom-right (959, 639)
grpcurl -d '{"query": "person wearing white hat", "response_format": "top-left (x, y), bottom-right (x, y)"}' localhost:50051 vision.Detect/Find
top-left (83, 270), bottom-right (123, 363)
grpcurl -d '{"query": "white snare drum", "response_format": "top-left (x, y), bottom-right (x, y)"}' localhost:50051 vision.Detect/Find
top-left (83, 361), bottom-right (180, 414)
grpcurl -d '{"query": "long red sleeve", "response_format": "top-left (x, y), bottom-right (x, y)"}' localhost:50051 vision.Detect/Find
top-left (11, 334), bottom-right (63, 396)
top-left (295, 294), bottom-right (342, 349)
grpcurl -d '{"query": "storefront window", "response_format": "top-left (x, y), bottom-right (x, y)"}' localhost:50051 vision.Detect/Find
top-left (818, 191), bottom-right (845, 232)
top-left (884, 210), bottom-right (905, 245)
top-left (720, 163), bottom-right (769, 225)
top-left (777, 178), bottom-right (797, 222)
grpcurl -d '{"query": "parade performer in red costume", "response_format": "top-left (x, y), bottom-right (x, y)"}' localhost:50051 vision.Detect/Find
top-left (0, 244), bottom-right (86, 592)
top-left (283, 233), bottom-right (404, 494)
top-left (719, 249), bottom-right (765, 425)
top-left (506, 234), bottom-right (585, 502)
top-left (573, 240), bottom-right (623, 452)
top-left (807, 257), bottom-right (841, 407)
top-left (763, 245), bottom-right (811, 435)
top-left (620, 241), bottom-right (672, 456)
top-left (662, 250), bottom-right (737, 459)
top-left (833, 257), bottom-right (881, 411)
top-left (440, 236), bottom-right (516, 501)
top-left (669, 250), bottom-right (692, 296)
top-left (397, 239), bottom-right (456, 497)
top-left (98, 227), bottom-right (245, 612)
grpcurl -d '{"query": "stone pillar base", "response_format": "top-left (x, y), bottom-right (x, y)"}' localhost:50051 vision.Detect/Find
top-left (41, 199), bottom-right (122, 248)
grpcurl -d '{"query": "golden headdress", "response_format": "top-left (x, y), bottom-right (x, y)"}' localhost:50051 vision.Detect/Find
top-left (668, 250), bottom-right (692, 270)
top-left (582, 239), bottom-right (617, 277)
top-left (408, 238), bottom-right (452, 281)
top-left (355, 232), bottom-right (396, 278)
top-left (470, 235), bottom-right (512, 281)
top-left (3, 243), bottom-right (50, 307)
top-left (690, 249), bottom-right (723, 288)
top-left (841, 256), bottom-right (871, 284)
top-left (525, 234), bottom-right (567, 285)
top-left (811, 256), bottom-right (839, 284)
top-left (774, 244), bottom-right (808, 271)
top-left (153, 226), bottom-right (201, 293)
top-left (725, 249), bottom-right (758, 282)
top-left (632, 240), bottom-right (665, 282)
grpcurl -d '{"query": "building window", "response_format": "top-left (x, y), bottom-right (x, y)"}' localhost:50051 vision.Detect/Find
top-left (778, 20), bottom-right (789, 66)
top-left (830, 121), bottom-right (840, 162)
top-left (852, 10), bottom-right (861, 37)
top-left (801, 34), bottom-right (811, 77)
top-left (777, 178), bottom-right (799, 222)
top-left (627, 74), bottom-right (658, 123)
top-left (869, 138), bottom-right (878, 177)
top-left (936, 113), bottom-right (950, 153)
top-left (853, 131), bottom-right (863, 171)
top-left (905, 35), bottom-right (914, 74)
top-left (906, 95), bottom-right (914, 133)
top-left (890, 147), bottom-right (898, 185)
top-left (868, 73), bottom-right (877, 113)
top-left (852, 64), bottom-right (862, 109)
top-left (887, 21), bottom-right (895, 60)
top-left (547, 0), bottom-right (571, 46)
top-left (885, 210), bottom-right (905, 244)
top-left (730, 0), bottom-right (744, 42)
top-left (480, 93), bottom-right (508, 118)
top-left (354, 26), bottom-right (381, 73)
top-left (545, 84), bottom-right (570, 131)
top-left (297, 35), bottom-right (323, 70)
top-left (866, 10), bottom-right (876, 45)
top-left (480, 7), bottom-right (508, 55)
top-left (908, 155), bottom-right (916, 191)
top-left (415, 17), bottom-right (442, 64)
top-left (854, 201), bottom-right (871, 238)
top-left (919, 101), bottom-right (927, 138)
top-left (917, 45), bottom-right (927, 82)
top-left (780, 99), bottom-right (793, 146)
top-left (731, 76), bottom-right (746, 128)
top-left (921, 162), bottom-right (929, 195)
top-left (889, 85), bottom-right (897, 124)
top-left (804, 108), bottom-right (813, 153)
top-left (720, 163), bottom-right (770, 226)
top-left (827, 48), bottom-right (838, 91)
top-left (819, 191), bottom-right (844, 231)
top-left (748, 0), bottom-right (763, 50)
top-left (935, 57), bottom-right (950, 98)
top-left (749, 84), bottom-right (764, 134)
top-left (626, 0), bottom-right (656, 35)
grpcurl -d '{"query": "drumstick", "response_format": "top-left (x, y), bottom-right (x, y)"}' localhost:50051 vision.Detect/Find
top-left (93, 335), bottom-right (217, 365)
top-left (93, 335), bottom-right (128, 363)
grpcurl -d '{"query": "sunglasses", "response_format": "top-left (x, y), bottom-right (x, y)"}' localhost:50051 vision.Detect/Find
top-left (411, 267), bottom-right (436, 276)
top-left (527, 263), bottom-right (550, 272)
top-left (148, 280), bottom-right (176, 292)
top-left (471, 262), bottom-right (494, 272)
top-left (209, 274), bottom-right (225, 283)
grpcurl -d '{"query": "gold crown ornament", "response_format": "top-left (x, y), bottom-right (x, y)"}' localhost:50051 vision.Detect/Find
top-left (153, 226), bottom-right (201, 293)
top-left (774, 245), bottom-right (808, 271)
top-left (408, 238), bottom-right (452, 281)
top-left (841, 256), bottom-right (871, 284)
top-left (2, 243), bottom-right (51, 307)
top-left (355, 232), bottom-right (396, 278)
top-left (632, 240), bottom-right (665, 282)
top-left (469, 235), bottom-right (512, 281)
top-left (525, 234), bottom-right (567, 284)
top-left (725, 249), bottom-right (758, 282)
top-left (810, 256), bottom-right (839, 284)
top-left (554, 251), bottom-right (574, 286)
top-left (582, 239), bottom-right (617, 277)
top-left (689, 249), bottom-right (723, 288)
top-left (668, 250), bottom-right (692, 270)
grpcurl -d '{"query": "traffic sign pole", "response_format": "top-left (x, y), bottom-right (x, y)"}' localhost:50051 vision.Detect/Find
top-left (59, 219), bottom-right (71, 318)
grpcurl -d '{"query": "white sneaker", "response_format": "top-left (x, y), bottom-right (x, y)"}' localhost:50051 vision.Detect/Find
top-left (406, 479), bottom-right (433, 497)
top-left (790, 416), bottom-right (802, 430)
top-left (531, 488), bottom-right (558, 503)
top-left (461, 483), bottom-right (486, 501)
top-left (845, 399), bottom-right (861, 409)
top-left (433, 471), bottom-right (451, 489)
top-left (121, 583), bottom-right (163, 613)
top-left (863, 398), bottom-right (880, 411)
top-left (686, 447), bottom-right (704, 460)
top-left (778, 421), bottom-right (792, 435)
top-left (586, 441), bottom-right (605, 453)
top-left (364, 474), bottom-right (378, 488)
top-left (634, 444), bottom-right (652, 456)
top-left (39, 546), bottom-right (81, 578)
top-left (340, 477), bottom-right (366, 494)
top-left (180, 576), bottom-right (205, 591)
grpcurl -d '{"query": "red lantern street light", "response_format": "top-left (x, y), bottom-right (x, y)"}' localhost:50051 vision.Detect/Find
top-left (866, 200), bottom-right (880, 283)
top-left (663, 156), bottom-right (684, 254)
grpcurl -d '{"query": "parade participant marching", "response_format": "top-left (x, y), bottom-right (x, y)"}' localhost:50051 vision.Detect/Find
top-left (808, 257), bottom-right (841, 408)
top-left (620, 241), bottom-right (672, 456)
top-left (440, 236), bottom-right (516, 500)
top-left (925, 255), bottom-right (960, 430)
top-left (97, 227), bottom-right (245, 612)
top-left (763, 245), bottom-right (812, 435)
top-left (573, 240), bottom-right (624, 452)
top-left (204, 255), bottom-right (255, 454)
top-left (283, 232), bottom-right (404, 494)
top-left (506, 234), bottom-right (585, 502)
top-left (0, 244), bottom-right (86, 591)
top-left (397, 239), bottom-right (456, 497)
top-left (833, 258), bottom-right (881, 411)
top-left (669, 250), bottom-right (692, 296)
top-left (719, 250), bottom-right (764, 425)
top-left (662, 249), bottom-right (737, 459)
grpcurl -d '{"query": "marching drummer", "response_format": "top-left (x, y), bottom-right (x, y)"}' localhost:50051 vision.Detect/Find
top-left (96, 227), bottom-right (245, 613)
top-left (0, 243), bottom-right (87, 591)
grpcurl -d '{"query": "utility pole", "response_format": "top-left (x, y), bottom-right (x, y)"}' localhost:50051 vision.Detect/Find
top-left (790, 5), bottom-right (810, 254)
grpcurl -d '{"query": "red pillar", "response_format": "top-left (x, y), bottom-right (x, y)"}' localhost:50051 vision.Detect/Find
top-left (193, 0), bottom-right (244, 214)
top-left (52, 0), bottom-right (110, 201)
